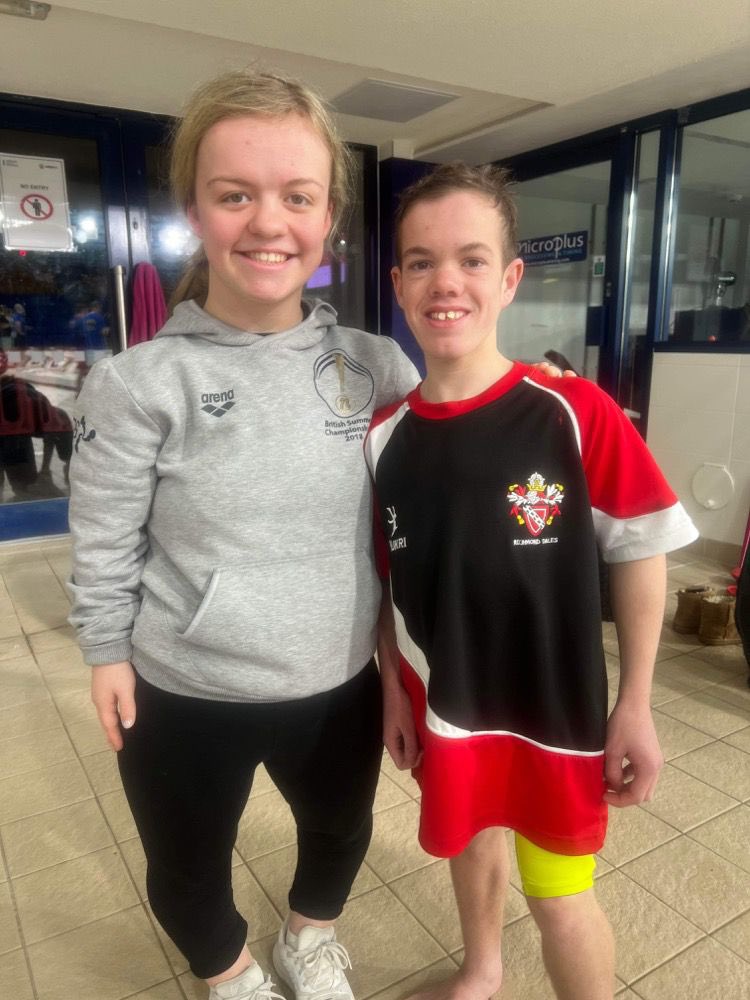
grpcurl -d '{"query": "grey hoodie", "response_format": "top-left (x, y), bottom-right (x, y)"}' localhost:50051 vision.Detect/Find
top-left (68, 300), bottom-right (418, 701)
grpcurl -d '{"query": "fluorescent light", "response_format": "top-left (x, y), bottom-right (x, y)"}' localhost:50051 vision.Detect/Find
top-left (79, 215), bottom-right (98, 236)
top-left (0, 1), bottom-right (50, 20)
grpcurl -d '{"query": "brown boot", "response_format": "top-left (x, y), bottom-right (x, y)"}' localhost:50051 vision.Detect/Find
top-left (673, 585), bottom-right (715, 633)
top-left (698, 594), bottom-right (741, 645)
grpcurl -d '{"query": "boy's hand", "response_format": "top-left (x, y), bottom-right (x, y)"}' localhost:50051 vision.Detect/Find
top-left (603, 700), bottom-right (663, 807)
top-left (383, 680), bottom-right (422, 770)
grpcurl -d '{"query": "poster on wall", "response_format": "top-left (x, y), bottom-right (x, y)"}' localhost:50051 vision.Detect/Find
top-left (0, 153), bottom-right (73, 251)
top-left (519, 230), bottom-right (588, 267)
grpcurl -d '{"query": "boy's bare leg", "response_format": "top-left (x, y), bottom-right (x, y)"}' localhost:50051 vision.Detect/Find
top-left (409, 827), bottom-right (507, 1000)
top-left (526, 890), bottom-right (615, 1000)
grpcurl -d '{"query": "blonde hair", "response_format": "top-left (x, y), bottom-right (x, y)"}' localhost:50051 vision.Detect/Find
top-left (169, 69), bottom-right (355, 309)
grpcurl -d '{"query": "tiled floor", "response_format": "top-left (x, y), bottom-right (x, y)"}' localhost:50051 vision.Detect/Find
top-left (0, 540), bottom-right (749, 1000)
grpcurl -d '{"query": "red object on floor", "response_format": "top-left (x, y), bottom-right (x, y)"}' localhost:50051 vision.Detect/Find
top-left (728, 585), bottom-right (738, 597)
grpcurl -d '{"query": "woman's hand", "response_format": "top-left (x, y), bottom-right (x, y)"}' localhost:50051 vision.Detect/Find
top-left (91, 661), bottom-right (137, 751)
top-left (377, 584), bottom-right (422, 770)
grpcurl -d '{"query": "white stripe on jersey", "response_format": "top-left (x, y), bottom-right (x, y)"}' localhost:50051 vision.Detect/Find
top-left (522, 376), bottom-right (582, 453)
top-left (364, 401), bottom-right (410, 477)
top-left (391, 599), bottom-right (603, 759)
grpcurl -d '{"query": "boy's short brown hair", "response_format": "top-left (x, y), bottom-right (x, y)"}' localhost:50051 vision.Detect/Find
top-left (394, 162), bottom-right (518, 266)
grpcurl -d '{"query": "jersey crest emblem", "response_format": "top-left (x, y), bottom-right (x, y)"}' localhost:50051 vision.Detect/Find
top-left (507, 472), bottom-right (564, 537)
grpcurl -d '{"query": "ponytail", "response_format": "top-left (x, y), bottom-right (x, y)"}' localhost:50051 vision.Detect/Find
top-left (169, 246), bottom-right (209, 314)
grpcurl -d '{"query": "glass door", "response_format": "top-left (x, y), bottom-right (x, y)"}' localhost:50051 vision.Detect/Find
top-left (503, 160), bottom-right (612, 382)
top-left (0, 101), bottom-right (128, 535)
top-left (501, 134), bottom-right (638, 404)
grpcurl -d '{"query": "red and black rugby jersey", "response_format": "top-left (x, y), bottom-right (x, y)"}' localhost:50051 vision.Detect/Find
top-left (365, 363), bottom-right (697, 858)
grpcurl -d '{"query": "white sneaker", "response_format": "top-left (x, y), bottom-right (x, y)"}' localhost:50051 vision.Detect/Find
top-left (209, 961), bottom-right (285, 1000)
top-left (272, 921), bottom-right (354, 1000)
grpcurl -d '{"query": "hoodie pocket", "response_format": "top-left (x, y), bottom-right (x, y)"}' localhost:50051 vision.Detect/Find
top-left (176, 549), bottom-right (380, 689)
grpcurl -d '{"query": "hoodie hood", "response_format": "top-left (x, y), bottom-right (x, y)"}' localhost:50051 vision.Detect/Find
top-left (155, 298), bottom-right (339, 350)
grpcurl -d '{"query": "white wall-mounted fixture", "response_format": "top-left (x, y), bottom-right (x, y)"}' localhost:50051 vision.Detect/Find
top-left (0, 0), bottom-right (50, 20)
top-left (692, 463), bottom-right (735, 511)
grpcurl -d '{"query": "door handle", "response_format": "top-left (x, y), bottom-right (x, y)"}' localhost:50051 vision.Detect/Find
top-left (112, 264), bottom-right (128, 353)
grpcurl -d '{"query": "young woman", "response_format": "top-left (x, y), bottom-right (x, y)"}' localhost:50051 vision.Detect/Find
top-left (68, 70), bottom-right (419, 1000)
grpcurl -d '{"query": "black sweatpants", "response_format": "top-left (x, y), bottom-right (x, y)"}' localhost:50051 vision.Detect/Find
top-left (118, 661), bottom-right (382, 979)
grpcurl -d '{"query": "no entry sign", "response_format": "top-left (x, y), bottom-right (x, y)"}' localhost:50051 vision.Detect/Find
top-left (20, 193), bottom-right (54, 221)
top-left (0, 153), bottom-right (73, 251)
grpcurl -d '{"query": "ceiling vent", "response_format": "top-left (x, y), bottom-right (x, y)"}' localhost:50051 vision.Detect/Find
top-left (331, 79), bottom-right (458, 123)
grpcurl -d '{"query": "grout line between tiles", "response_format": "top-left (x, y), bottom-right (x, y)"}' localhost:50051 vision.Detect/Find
top-left (139, 896), bottom-right (193, 987)
top-left (120, 976), bottom-right (189, 1000)
top-left (362, 956), bottom-right (460, 1000)
top-left (33, 683), bottom-right (187, 986)
top-left (357, 885), bottom-right (451, 1000)
top-left (18, 899), bottom-right (148, 947)
top-left (609, 866), bottom-right (710, 981)
top-left (626, 932), bottom-right (750, 993)
top-left (0, 831), bottom-right (40, 999)
top-left (623, 934), bottom-right (709, 989)
top-left (240, 858), bottom-right (285, 923)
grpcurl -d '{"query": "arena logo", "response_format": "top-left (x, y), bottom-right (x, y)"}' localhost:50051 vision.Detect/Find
top-left (200, 388), bottom-right (236, 417)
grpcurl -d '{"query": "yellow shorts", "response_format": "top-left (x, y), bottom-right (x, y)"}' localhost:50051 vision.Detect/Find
top-left (514, 832), bottom-right (596, 899)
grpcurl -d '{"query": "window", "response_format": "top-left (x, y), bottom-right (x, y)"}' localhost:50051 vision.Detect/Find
top-left (669, 109), bottom-right (750, 347)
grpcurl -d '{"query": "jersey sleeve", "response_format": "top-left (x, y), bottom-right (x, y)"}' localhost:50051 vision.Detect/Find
top-left (560, 379), bottom-right (698, 563)
top-left (67, 360), bottom-right (164, 665)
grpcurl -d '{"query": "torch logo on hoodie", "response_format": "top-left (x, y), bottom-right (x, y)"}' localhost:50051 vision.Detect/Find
top-left (313, 350), bottom-right (374, 418)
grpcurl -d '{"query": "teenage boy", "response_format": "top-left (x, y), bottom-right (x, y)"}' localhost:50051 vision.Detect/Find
top-left (366, 163), bottom-right (697, 1000)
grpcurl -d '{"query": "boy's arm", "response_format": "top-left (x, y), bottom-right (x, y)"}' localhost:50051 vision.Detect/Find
top-left (378, 581), bottom-right (422, 770)
top-left (604, 554), bottom-right (666, 807)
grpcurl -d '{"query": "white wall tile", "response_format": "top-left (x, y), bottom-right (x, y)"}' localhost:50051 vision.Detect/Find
top-left (679, 461), bottom-right (750, 547)
top-left (731, 411), bottom-right (750, 464)
top-left (736, 368), bottom-right (750, 414)
top-left (643, 447), bottom-right (747, 547)
top-left (647, 406), bottom-right (732, 465)
top-left (653, 448), bottom-right (703, 499)
top-left (726, 460), bottom-right (750, 546)
top-left (648, 353), bottom-right (748, 545)
top-left (652, 352), bottom-right (741, 369)
top-left (649, 363), bottom-right (739, 413)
